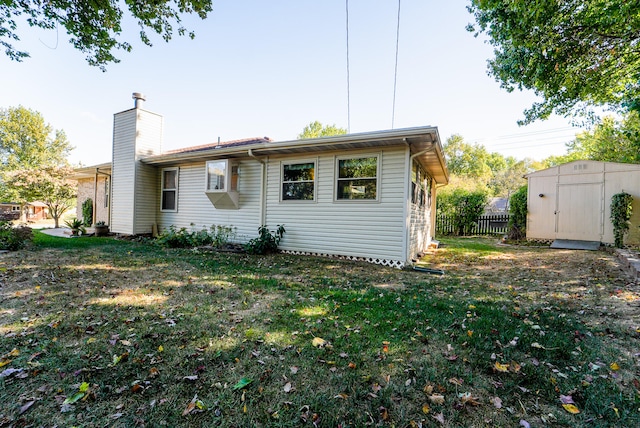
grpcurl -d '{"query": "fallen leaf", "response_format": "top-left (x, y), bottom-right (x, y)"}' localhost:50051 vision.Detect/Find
top-left (131, 383), bottom-right (144, 393)
top-left (183, 375), bottom-right (198, 381)
top-left (448, 377), bottom-right (463, 386)
top-left (519, 420), bottom-right (531, 428)
top-left (290, 366), bottom-right (299, 374)
top-left (562, 403), bottom-right (580, 414)
top-left (429, 394), bottom-right (445, 405)
top-left (494, 362), bottom-right (509, 372)
top-left (0, 368), bottom-right (24, 378)
top-left (334, 393), bottom-right (348, 399)
top-left (149, 367), bottom-right (160, 378)
top-left (379, 406), bottom-right (389, 421)
top-left (491, 396), bottom-right (502, 409)
top-left (432, 412), bottom-right (445, 424)
top-left (18, 400), bottom-right (35, 415)
top-left (232, 377), bottom-right (253, 390)
top-left (559, 395), bottom-right (575, 404)
top-left (610, 362), bottom-right (620, 371)
top-left (312, 337), bottom-right (327, 348)
top-left (284, 382), bottom-right (293, 393)
top-left (459, 392), bottom-right (481, 406)
top-left (348, 362), bottom-right (356, 369)
top-left (422, 403), bottom-right (430, 414)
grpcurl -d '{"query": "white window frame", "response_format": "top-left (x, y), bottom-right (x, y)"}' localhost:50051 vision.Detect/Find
top-left (334, 153), bottom-right (381, 202)
top-left (205, 160), bottom-right (230, 192)
top-left (280, 159), bottom-right (317, 202)
top-left (161, 167), bottom-right (179, 212)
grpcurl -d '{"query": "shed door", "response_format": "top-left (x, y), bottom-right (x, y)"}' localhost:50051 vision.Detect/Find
top-left (556, 183), bottom-right (603, 241)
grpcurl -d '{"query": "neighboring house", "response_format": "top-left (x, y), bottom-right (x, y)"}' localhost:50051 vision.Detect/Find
top-left (526, 160), bottom-right (640, 245)
top-left (485, 197), bottom-right (509, 213)
top-left (0, 203), bottom-right (22, 220)
top-left (73, 94), bottom-right (449, 267)
top-left (0, 202), bottom-right (49, 221)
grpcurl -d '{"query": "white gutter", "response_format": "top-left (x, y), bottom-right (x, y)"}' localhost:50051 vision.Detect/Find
top-left (248, 149), bottom-right (267, 226)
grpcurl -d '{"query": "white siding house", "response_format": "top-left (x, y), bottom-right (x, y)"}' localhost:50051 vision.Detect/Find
top-left (526, 160), bottom-right (640, 245)
top-left (73, 95), bottom-right (449, 267)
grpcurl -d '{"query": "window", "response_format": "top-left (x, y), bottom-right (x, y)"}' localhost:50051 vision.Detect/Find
top-left (11, 206), bottom-right (20, 211)
top-left (161, 168), bottom-right (178, 211)
top-left (411, 163), bottom-right (432, 208)
top-left (282, 161), bottom-right (315, 201)
top-left (336, 155), bottom-right (379, 200)
top-left (206, 160), bottom-right (238, 192)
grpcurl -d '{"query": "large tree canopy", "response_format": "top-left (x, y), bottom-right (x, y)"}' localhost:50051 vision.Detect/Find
top-left (0, 106), bottom-right (72, 201)
top-left (467, 1), bottom-right (640, 124)
top-left (544, 111), bottom-right (640, 166)
top-left (0, 106), bottom-right (72, 170)
top-left (298, 121), bottom-right (347, 139)
top-left (1, 1), bottom-right (213, 70)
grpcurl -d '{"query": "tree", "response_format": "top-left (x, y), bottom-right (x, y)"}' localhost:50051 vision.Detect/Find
top-left (467, 1), bottom-right (640, 124)
top-left (1, 1), bottom-right (213, 70)
top-left (443, 134), bottom-right (492, 180)
top-left (6, 166), bottom-right (77, 228)
top-left (437, 188), bottom-right (488, 236)
top-left (298, 121), bottom-right (347, 139)
top-left (542, 111), bottom-right (640, 166)
top-left (0, 106), bottom-right (72, 201)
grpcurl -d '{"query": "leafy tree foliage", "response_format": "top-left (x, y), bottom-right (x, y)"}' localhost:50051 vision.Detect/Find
top-left (6, 166), bottom-right (77, 228)
top-left (507, 186), bottom-right (528, 240)
top-left (0, 106), bottom-right (72, 201)
top-left (543, 112), bottom-right (640, 166)
top-left (298, 121), bottom-right (347, 139)
top-left (437, 189), bottom-right (488, 236)
top-left (467, 1), bottom-right (640, 123)
top-left (1, 1), bottom-right (213, 69)
top-left (443, 134), bottom-right (534, 199)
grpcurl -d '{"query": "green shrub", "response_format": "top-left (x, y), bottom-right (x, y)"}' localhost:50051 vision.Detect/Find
top-left (508, 186), bottom-right (528, 240)
top-left (0, 221), bottom-right (32, 250)
top-left (244, 225), bottom-right (286, 255)
top-left (438, 189), bottom-right (488, 236)
top-left (611, 192), bottom-right (633, 248)
top-left (155, 224), bottom-right (237, 249)
top-left (81, 198), bottom-right (93, 227)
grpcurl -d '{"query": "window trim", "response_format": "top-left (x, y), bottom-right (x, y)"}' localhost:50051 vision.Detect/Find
top-left (280, 158), bottom-right (317, 202)
top-left (334, 153), bottom-right (381, 202)
top-left (160, 167), bottom-right (179, 212)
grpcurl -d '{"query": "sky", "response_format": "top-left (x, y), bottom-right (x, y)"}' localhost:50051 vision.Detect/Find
top-left (2, 1), bottom-right (585, 166)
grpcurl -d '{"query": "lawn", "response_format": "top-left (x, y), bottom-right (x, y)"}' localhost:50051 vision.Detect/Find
top-left (1, 233), bottom-right (639, 427)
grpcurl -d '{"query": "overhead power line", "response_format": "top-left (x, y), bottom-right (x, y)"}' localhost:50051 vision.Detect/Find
top-left (391, 0), bottom-right (401, 129)
top-left (345, 0), bottom-right (351, 133)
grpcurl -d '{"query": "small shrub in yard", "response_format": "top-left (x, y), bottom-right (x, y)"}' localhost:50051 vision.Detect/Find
top-left (0, 221), bottom-right (32, 250)
top-left (245, 224), bottom-right (286, 254)
top-left (155, 224), bottom-right (237, 248)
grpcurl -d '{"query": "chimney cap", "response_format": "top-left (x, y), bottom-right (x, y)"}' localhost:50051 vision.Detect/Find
top-left (132, 92), bottom-right (146, 101)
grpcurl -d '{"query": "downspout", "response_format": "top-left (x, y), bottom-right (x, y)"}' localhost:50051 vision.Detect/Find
top-left (405, 141), bottom-right (437, 265)
top-left (248, 149), bottom-right (267, 226)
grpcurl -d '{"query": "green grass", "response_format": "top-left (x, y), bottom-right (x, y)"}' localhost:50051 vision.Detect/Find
top-left (0, 235), bottom-right (638, 427)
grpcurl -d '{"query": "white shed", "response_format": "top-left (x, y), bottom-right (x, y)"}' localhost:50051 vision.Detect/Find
top-left (526, 160), bottom-right (640, 245)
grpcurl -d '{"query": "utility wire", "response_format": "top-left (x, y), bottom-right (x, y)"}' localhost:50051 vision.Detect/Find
top-left (346, 0), bottom-right (351, 133)
top-left (391, 0), bottom-right (401, 129)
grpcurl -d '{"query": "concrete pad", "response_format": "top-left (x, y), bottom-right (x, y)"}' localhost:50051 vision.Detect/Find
top-left (550, 239), bottom-right (601, 250)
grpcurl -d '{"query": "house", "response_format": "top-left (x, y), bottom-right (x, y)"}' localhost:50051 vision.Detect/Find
top-left (0, 202), bottom-right (49, 221)
top-left (73, 93), bottom-right (449, 267)
top-left (526, 160), bottom-right (640, 245)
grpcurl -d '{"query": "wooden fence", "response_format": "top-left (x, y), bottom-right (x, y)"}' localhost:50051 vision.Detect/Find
top-left (436, 213), bottom-right (511, 236)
